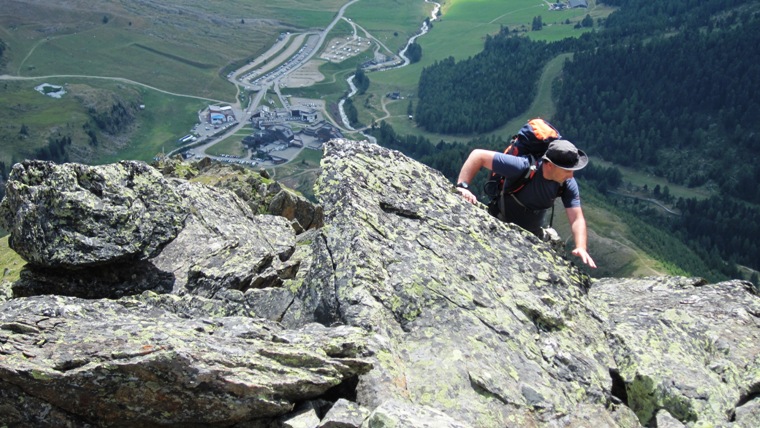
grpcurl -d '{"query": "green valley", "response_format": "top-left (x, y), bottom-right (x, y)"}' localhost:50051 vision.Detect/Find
top-left (2, 0), bottom-right (758, 285)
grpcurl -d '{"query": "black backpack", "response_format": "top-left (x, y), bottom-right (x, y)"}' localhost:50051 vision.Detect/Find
top-left (484, 118), bottom-right (564, 218)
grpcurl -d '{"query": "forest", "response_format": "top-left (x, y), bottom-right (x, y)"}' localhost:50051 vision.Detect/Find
top-left (415, 35), bottom-right (560, 134)
top-left (373, 0), bottom-right (760, 283)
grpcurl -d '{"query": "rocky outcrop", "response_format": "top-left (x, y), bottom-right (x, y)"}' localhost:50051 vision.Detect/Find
top-left (157, 157), bottom-right (323, 232)
top-left (0, 294), bottom-right (370, 426)
top-left (590, 276), bottom-right (760, 427)
top-left (0, 140), bottom-right (758, 427)
top-left (0, 160), bottom-right (187, 268)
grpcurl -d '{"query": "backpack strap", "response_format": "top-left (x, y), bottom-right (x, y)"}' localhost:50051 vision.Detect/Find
top-left (502, 155), bottom-right (538, 195)
top-left (547, 182), bottom-right (567, 228)
top-left (493, 157), bottom-right (568, 227)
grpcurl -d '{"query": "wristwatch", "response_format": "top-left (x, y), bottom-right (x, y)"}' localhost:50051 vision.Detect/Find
top-left (456, 181), bottom-right (469, 190)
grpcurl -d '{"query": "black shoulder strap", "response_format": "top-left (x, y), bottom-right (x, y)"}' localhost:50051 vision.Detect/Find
top-left (548, 182), bottom-right (568, 227)
top-left (502, 155), bottom-right (537, 195)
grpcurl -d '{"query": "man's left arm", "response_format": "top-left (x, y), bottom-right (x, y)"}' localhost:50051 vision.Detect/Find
top-left (565, 206), bottom-right (597, 268)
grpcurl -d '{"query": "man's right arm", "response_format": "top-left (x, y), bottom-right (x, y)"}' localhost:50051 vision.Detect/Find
top-left (456, 149), bottom-right (497, 204)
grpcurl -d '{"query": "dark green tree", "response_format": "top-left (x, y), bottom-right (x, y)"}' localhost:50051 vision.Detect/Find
top-left (343, 98), bottom-right (359, 128)
top-left (532, 16), bottom-right (543, 31)
top-left (354, 66), bottom-right (370, 95)
top-left (406, 42), bottom-right (422, 63)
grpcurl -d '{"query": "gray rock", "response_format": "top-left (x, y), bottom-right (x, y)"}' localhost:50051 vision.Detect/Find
top-left (0, 380), bottom-right (94, 427)
top-left (655, 409), bottom-right (687, 428)
top-left (0, 294), bottom-right (371, 426)
top-left (735, 397), bottom-right (760, 428)
top-left (2, 162), bottom-right (306, 305)
top-left (0, 140), bottom-right (758, 428)
top-left (319, 398), bottom-right (370, 428)
top-left (309, 140), bottom-right (614, 426)
top-left (282, 408), bottom-right (321, 428)
top-left (590, 276), bottom-right (760, 426)
top-left (161, 157), bottom-right (323, 233)
top-left (0, 160), bottom-right (187, 267)
top-left (151, 179), bottom-right (297, 297)
top-left (362, 399), bottom-right (472, 428)
top-left (0, 280), bottom-right (11, 302)
top-left (11, 259), bottom-right (175, 299)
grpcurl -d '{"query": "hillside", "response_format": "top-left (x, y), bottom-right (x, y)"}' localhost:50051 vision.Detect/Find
top-left (0, 0), bottom-right (429, 175)
top-left (0, 0), bottom-right (349, 169)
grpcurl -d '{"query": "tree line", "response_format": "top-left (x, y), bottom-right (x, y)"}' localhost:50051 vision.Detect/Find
top-left (414, 32), bottom-right (559, 134)
top-left (554, 17), bottom-right (760, 203)
top-left (552, 1), bottom-right (760, 276)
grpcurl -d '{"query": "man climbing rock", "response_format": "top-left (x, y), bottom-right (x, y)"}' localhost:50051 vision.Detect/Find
top-left (456, 139), bottom-right (597, 268)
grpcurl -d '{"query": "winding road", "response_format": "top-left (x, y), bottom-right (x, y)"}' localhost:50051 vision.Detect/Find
top-left (1, 0), bottom-right (440, 161)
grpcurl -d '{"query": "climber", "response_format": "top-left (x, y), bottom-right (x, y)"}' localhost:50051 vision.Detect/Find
top-left (455, 140), bottom-right (597, 268)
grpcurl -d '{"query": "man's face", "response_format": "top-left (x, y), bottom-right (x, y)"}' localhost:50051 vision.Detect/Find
top-left (546, 162), bottom-right (573, 183)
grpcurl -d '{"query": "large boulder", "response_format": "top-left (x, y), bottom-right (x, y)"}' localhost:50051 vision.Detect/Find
top-left (158, 157), bottom-right (324, 232)
top-left (0, 293), bottom-right (371, 427)
top-left (590, 276), bottom-right (760, 427)
top-left (306, 140), bottom-right (620, 426)
top-left (2, 160), bottom-right (309, 305)
top-left (0, 160), bottom-right (187, 268)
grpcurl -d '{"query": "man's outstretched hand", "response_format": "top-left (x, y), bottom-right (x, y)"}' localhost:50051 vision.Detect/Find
top-left (571, 248), bottom-right (597, 268)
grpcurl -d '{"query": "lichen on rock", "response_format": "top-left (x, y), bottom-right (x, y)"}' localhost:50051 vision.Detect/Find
top-left (0, 160), bottom-right (187, 267)
top-left (0, 140), bottom-right (758, 427)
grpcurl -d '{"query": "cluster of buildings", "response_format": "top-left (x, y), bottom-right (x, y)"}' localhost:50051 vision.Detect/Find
top-left (244, 121), bottom-right (342, 150)
top-left (182, 99), bottom-right (340, 167)
top-left (239, 104), bottom-right (342, 164)
top-left (208, 105), bottom-right (236, 124)
top-left (550, 0), bottom-right (588, 10)
top-left (249, 105), bottom-right (319, 126)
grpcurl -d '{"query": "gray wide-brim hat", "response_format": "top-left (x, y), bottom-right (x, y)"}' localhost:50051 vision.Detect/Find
top-left (542, 139), bottom-right (589, 171)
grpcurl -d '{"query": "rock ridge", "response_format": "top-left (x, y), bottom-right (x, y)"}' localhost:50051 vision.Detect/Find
top-left (0, 139), bottom-right (757, 427)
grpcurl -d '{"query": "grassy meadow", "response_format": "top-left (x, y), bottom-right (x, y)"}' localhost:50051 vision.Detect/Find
top-left (355, 0), bottom-right (615, 142)
top-left (0, 77), bottom-right (207, 165)
top-left (0, 235), bottom-right (25, 284)
top-left (0, 0), bottom-right (351, 167)
top-left (1, 0), bottom-right (349, 99)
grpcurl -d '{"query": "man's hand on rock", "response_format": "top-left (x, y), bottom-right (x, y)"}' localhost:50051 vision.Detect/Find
top-left (457, 188), bottom-right (477, 204)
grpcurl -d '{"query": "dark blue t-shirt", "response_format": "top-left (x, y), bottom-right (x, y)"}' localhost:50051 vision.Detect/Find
top-left (491, 153), bottom-right (581, 211)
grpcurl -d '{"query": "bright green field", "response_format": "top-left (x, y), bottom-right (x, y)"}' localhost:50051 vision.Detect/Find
top-left (100, 89), bottom-right (207, 164)
top-left (0, 76), bottom-right (209, 165)
top-left (354, 0), bottom-right (614, 142)
top-left (1, 0), bottom-right (348, 99)
top-left (206, 131), bottom-right (249, 158)
top-left (344, 0), bottom-right (435, 54)
top-left (0, 235), bottom-right (25, 284)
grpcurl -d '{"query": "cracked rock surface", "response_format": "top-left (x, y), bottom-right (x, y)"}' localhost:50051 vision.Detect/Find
top-left (0, 140), bottom-right (758, 427)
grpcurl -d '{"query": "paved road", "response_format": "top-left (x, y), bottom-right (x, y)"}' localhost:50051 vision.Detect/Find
top-left (180, 0), bottom-right (363, 161)
top-left (3, 0), bottom-right (429, 163)
top-left (0, 74), bottom-right (228, 104)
